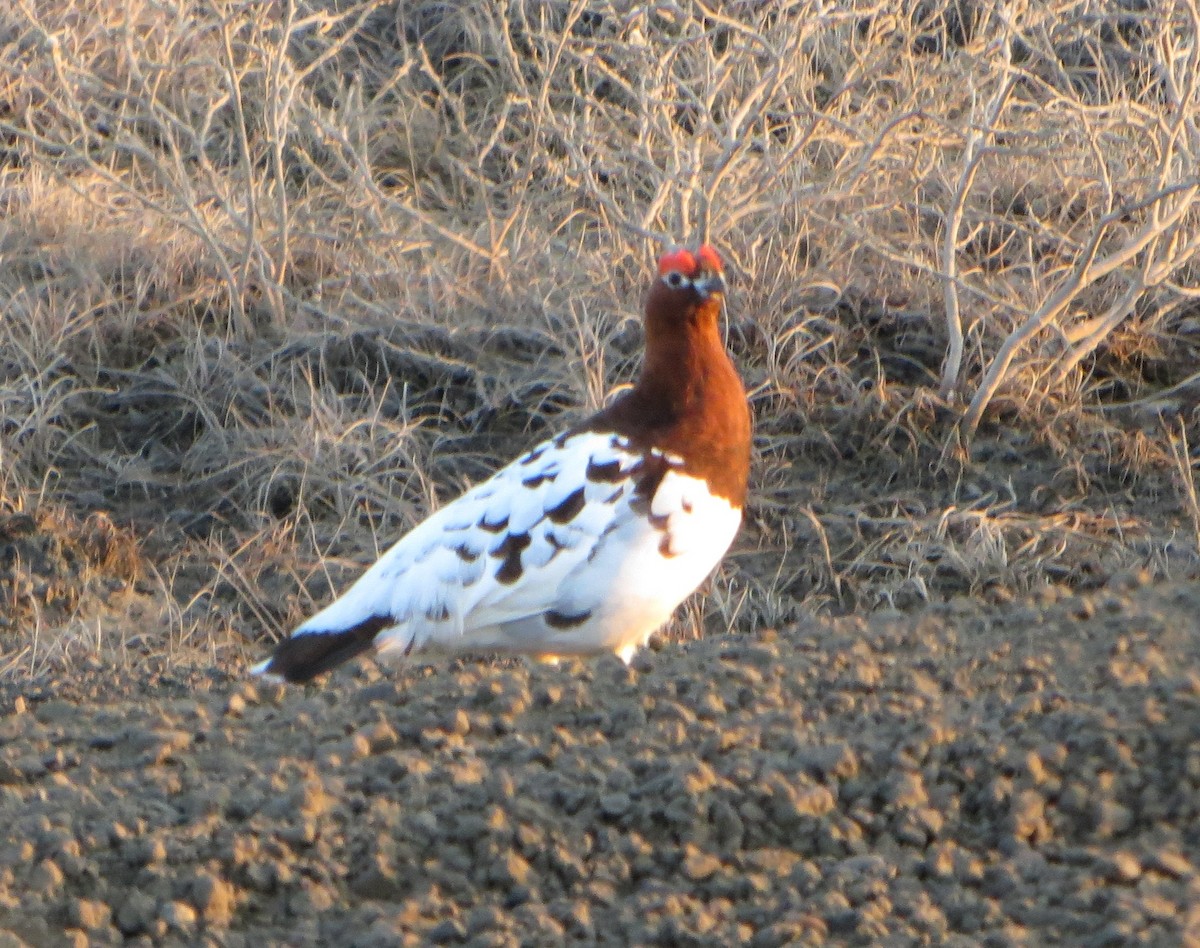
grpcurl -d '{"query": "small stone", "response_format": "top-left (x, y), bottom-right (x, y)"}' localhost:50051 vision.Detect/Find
top-left (1091, 922), bottom-right (1137, 947)
top-left (29, 859), bottom-right (64, 893)
top-left (488, 852), bottom-right (531, 887)
top-left (123, 837), bottom-right (167, 868)
top-left (437, 709), bottom-right (470, 736)
top-left (466, 905), bottom-right (505, 935)
top-left (358, 721), bottom-right (400, 754)
top-left (70, 898), bottom-right (111, 930)
top-left (278, 819), bottom-right (317, 847)
top-left (682, 847), bottom-right (722, 882)
top-left (138, 729), bottom-right (192, 766)
top-left (924, 844), bottom-right (953, 879)
top-left (351, 856), bottom-right (402, 900)
top-left (293, 779), bottom-right (333, 818)
top-left (116, 890), bottom-right (157, 937)
top-left (428, 918), bottom-right (466, 943)
top-left (190, 872), bottom-right (235, 925)
top-left (15, 756), bottom-right (45, 780)
top-left (827, 909), bottom-right (860, 934)
top-left (1140, 893), bottom-right (1180, 923)
top-left (599, 792), bottom-right (632, 818)
top-left (794, 785), bottom-right (836, 817)
top-left (535, 685), bottom-right (563, 708)
top-left (1099, 851), bottom-right (1141, 883)
top-left (346, 734), bottom-right (372, 760)
top-left (1009, 790), bottom-right (1048, 842)
top-left (1148, 850), bottom-right (1193, 879)
top-left (885, 772), bottom-right (927, 809)
top-left (237, 682), bottom-right (261, 704)
top-left (161, 901), bottom-right (198, 929)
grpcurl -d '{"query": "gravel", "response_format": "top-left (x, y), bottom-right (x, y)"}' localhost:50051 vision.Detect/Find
top-left (3, 577), bottom-right (1200, 945)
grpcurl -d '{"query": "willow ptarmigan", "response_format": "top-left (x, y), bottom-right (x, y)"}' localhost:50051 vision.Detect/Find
top-left (251, 244), bottom-right (751, 683)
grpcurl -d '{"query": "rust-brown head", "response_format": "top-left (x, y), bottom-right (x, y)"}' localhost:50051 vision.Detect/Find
top-left (645, 244), bottom-right (726, 333)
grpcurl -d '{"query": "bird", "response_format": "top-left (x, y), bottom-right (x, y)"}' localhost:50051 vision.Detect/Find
top-left (250, 243), bottom-right (751, 683)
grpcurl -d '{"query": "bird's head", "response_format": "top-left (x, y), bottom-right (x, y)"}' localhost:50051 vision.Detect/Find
top-left (644, 243), bottom-right (726, 339)
top-left (655, 244), bottom-right (725, 301)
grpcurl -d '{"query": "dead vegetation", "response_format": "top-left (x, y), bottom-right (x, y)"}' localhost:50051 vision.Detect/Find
top-left (1, 0), bottom-right (1198, 676)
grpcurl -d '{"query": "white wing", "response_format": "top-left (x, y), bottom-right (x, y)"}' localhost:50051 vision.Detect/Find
top-left (288, 429), bottom-right (740, 663)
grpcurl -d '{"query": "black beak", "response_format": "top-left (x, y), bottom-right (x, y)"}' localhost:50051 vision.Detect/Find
top-left (695, 272), bottom-right (726, 299)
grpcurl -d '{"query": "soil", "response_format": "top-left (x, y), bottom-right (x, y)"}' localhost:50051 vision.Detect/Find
top-left (3, 572), bottom-right (1200, 946)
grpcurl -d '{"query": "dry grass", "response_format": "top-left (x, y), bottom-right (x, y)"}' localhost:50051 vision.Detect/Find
top-left (2, 0), bottom-right (1198, 677)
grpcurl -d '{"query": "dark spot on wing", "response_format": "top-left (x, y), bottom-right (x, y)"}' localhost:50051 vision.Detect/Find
top-left (479, 514), bottom-right (509, 533)
top-left (553, 431), bottom-right (570, 449)
top-left (604, 485), bottom-right (625, 504)
top-left (490, 532), bottom-right (527, 558)
top-left (587, 520), bottom-right (620, 562)
top-left (491, 532), bottom-right (532, 584)
top-left (412, 544), bottom-right (436, 565)
top-left (520, 446), bottom-right (546, 466)
top-left (648, 511), bottom-right (670, 531)
top-left (586, 457), bottom-right (624, 482)
top-left (547, 487), bottom-right (585, 524)
top-left (658, 534), bottom-right (678, 558)
top-left (546, 609), bottom-right (592, 629)
top-left (523, 471), bottom-right (557, 488)
top-left (682, 497), bottom-right (694, 513)
top-left (454, 543), bottom-right (480, 562)
top-left (629, 453), bottom-right (672, 516)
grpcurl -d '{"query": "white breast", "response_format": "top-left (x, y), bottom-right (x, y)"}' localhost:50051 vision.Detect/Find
top-left (286, 429), bottom-right (742, 664)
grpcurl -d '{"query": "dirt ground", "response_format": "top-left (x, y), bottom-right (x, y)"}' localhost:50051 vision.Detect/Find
top-left (2, 571), bottom-right (1200, 946)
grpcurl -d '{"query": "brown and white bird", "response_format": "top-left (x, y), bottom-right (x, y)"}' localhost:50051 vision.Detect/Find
top-left (251, 244), bottom-right (751, 683)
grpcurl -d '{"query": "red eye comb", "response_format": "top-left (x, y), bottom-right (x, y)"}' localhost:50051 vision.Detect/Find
top-left (657, 245), bottom-right (723, 277)
top-left (657, 248), bottom-right (697, 277)
top-left (697, 244), bottom-right (723, 273)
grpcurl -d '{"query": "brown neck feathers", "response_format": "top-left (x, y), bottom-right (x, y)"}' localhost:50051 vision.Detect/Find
top-left (585, 281), bottom-right (751, 506)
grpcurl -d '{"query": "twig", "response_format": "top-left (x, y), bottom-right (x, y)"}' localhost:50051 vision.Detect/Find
top-left (939, 18), bottom-right (1015, 400)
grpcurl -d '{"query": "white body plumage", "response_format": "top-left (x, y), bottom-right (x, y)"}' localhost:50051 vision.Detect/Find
top-left (251, 430), bottom-right (739, 680)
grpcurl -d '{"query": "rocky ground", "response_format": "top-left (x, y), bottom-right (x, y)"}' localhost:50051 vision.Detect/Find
top-left (2, 572), bottom-right (1199, 946)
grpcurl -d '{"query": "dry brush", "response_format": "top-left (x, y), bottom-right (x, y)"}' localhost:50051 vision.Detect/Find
top-left (0, 0), bottom-right (1197, 671)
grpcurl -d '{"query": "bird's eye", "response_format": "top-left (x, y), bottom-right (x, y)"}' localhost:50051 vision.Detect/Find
top-left (665, 271), bottom-right (688, 289)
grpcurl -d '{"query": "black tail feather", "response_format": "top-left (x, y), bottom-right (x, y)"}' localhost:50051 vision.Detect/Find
top-left (259, 615), bottom-right (392, 683)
